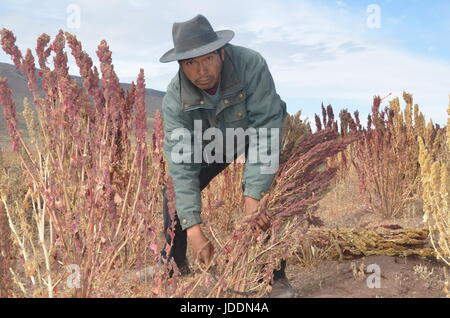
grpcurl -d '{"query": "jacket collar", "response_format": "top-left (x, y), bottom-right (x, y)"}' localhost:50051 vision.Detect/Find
top-left (179, 45), bottom-right (243, 111)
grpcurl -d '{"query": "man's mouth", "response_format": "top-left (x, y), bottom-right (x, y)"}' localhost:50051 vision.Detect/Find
top-left (197, 78), bottom-right (211, 85)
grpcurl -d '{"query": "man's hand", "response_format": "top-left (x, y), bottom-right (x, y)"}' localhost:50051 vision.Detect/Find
top-left (186, 224), bottom-right (214, 266)
top-left (244, 196), bottom-right (270, 232)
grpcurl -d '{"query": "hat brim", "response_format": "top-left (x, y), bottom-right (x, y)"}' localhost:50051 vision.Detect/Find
top-left (159, 30), bottom-right (235, 63)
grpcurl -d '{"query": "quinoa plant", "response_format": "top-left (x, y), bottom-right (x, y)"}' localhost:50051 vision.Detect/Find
top-left (0, 29), bottom-right (164, 297)
top-left (178, 127), bottom-right (356, 297)
top-left (334, 94), bottom-right (441, 218)
top-left (418, 97), bottom-right (449, 269)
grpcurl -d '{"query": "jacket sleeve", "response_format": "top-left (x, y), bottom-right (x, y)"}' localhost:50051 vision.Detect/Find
top-left (162, 83), bottom-right (202, 230)
top-left (243, 53), bottom-right (287, 200)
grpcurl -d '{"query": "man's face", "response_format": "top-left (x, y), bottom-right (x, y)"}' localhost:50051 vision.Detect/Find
top-left (179, 48), bottom-right (225, 90)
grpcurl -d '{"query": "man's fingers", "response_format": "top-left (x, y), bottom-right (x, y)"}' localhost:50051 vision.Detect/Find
top-left (258, 222), bottom-right (269, 232)
top-left (197, 242), bottom-right (214, 266)
top-left (260, 213), bottom-right (270, 225)
top-left (257, 219), bottom-right (266, 228)
top-left (244, 209), bottom-right (271, 232)
top-left (255, 216), bottom-right (270, 232)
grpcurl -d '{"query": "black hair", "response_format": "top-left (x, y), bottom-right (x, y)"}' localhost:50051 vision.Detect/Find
top-left (178, 48), bottom-right (223, 64)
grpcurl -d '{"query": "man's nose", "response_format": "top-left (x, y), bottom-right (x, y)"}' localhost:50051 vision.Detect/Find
top-left (197, 62), bottom-right (207, 76)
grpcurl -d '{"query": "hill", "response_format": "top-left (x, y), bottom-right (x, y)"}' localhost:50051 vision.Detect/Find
top-left (0, 62), bottom-right (164, 147)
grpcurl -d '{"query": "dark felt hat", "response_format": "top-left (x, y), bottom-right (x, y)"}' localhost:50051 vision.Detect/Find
top-left (160, 14), bottom-right (234, 63)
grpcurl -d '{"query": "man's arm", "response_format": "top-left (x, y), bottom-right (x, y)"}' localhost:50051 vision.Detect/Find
top-left (243, 52), bottom-right (287, 201)
top-left (162, 83), bottom-right (202, 230)
top-left (162, 82), bottom-right (214, 265)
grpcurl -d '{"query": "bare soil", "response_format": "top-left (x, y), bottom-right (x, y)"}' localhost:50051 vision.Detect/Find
top-left (287, 255), bottom-right (446, 298)
top-left (284, 170), bottom-right (448, 298)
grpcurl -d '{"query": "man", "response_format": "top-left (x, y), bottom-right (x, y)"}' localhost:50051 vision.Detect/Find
top-left (158, 14), bottom-right (293, 297)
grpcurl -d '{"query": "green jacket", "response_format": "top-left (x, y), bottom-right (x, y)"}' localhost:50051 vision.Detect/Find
top-left (162, 43), bottom-right (287, 230)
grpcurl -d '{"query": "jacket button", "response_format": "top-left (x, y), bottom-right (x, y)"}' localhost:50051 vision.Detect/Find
top-left (182, 219), bottom-right (187, 225)
top-left (200, 100), bottom-right (205, 105)
top-left (236, 112), bottom-right (244, 118)
top-left (183, 103), bottom-right (188, 108)
top-left (239, 93), bottom-right (244, 98)
top-left (224, 99), bottom-right (230, 104)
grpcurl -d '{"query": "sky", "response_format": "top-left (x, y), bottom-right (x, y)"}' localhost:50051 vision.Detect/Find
top-left (0, 0), bottom-right (449, 126)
